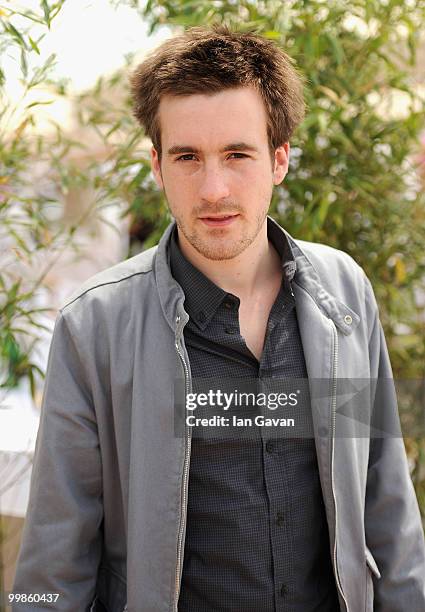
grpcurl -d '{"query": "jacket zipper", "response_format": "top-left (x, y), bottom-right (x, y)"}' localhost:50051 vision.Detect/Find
top-left (329, 319), bottom-right (349, 612)
top-left (173, 313), bottom-right (192, 612)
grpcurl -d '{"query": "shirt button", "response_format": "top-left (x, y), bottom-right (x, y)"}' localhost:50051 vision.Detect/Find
top-left (276, 511), bottom-right (284, 526)
top-left (280, 583), bottom-right (288, 597)
top-left (265, 440), bottom-right (276, 453)
top-left (224, 299), bottom-right (236, 309)
top-left (344, 314), bottom-right (353, 325)
top-left (225, 326), bottom-right (238, 334)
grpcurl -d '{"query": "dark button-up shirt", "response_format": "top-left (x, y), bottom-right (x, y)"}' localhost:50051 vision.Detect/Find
top-left (170, 218), bottom-right (339, 611)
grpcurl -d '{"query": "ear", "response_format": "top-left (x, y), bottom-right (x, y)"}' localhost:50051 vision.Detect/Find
top-left (150, 146), bottom-right (164, 190)
top-left (272, 142), bottom-right (290, 186)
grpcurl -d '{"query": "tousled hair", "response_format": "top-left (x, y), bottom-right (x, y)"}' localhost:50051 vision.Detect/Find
top-left (129, 25), bottom-right (305, 160)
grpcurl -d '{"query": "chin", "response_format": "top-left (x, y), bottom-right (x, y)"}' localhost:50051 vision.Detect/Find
top-left (192, 239), bottom-right (252, 261)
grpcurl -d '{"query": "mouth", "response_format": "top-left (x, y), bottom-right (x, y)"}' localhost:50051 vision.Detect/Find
top-left (199, 214), bottom-right (240, 227)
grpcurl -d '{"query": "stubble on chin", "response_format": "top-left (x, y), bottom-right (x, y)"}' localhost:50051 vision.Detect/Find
top-left (176, 210), bottom-right (268, 262)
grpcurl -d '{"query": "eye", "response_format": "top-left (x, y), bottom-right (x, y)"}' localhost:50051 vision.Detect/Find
top-left (176, 154), bottom-right (196, 161)
top-left (176, 153), bottom-right (248, 161)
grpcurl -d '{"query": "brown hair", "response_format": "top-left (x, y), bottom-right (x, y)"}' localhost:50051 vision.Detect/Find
top-left (129, 25), bottom-right (305, 161)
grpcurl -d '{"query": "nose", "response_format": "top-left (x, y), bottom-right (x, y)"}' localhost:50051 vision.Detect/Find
top-left (198, 162), bottom-right (230, 204)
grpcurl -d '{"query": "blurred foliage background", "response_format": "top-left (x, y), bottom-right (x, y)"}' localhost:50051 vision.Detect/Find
top-left (1, 0), bottom-right (424, 526)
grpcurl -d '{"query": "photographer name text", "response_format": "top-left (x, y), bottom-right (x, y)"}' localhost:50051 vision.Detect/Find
top-left (186, 415), bottom-right (295, 427)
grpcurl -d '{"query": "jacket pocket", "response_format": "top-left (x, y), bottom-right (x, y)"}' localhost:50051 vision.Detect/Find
top-left (365, 546), bottom-right (381, 579)
top-left (89, 596), bottom-right (109, 612)
top-left (365, 546), bottom-right (381, 612)
top-left (88, 598), bottom-right (126, 612)
top-left (93, 565), bottom-right (127, 612)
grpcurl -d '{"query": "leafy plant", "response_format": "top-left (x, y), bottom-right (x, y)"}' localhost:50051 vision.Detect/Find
top-left (0, 1), bottom-right (96, 398)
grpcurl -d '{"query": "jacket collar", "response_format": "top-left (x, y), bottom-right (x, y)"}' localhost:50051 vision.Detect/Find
top-left (154, 216), bottom-right (360, 336)
top-left (267, 216), bottom-right (360, 336)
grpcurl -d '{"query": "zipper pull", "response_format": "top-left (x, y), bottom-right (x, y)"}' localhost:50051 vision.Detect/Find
top-left (175, 315), bottom-right (181, 346)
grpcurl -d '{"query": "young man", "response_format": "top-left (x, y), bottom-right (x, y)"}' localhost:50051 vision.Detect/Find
top-left (13, 25), bottom-right (425, 612)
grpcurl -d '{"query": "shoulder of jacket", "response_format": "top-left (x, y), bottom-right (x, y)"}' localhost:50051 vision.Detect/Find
top-left (60, 244), bottom-right (158, 313)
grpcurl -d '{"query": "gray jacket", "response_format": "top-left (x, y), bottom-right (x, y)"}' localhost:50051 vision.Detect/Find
top-left (13, 217), bottom-right (425, 612)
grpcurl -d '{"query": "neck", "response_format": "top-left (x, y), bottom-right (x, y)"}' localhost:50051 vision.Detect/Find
top-left (177, 222), bottom-right (282, 300)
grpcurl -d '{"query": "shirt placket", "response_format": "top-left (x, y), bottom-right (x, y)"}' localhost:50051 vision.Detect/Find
top-left (258, 296), bottom-right (296, 610)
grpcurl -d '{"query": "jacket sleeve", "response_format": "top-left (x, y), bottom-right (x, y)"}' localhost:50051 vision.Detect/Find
top-left (363, 274), bottom-right (425, 611)
top-left (12, 310), bottom-right (103, 611)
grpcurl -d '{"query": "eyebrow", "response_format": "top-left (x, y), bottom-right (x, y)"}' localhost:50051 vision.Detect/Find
top-left (167, 142), bottom-right (259, 156)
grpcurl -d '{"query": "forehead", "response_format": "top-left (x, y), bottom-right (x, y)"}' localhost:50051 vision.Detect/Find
top-left (157, 86), bottom-right (269, 148)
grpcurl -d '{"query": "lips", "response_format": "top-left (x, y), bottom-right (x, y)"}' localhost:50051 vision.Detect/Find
top-left (199, 214), bottom-right (238, 219)
top-left (199, 214), bottom-right (239, 227)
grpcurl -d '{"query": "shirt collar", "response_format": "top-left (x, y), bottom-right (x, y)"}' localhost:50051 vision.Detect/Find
top-left (169, 217), bottom-right (297, 330)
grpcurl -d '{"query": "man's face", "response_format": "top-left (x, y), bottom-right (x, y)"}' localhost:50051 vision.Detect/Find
top-left (151, 86), bottom-right (289, 261)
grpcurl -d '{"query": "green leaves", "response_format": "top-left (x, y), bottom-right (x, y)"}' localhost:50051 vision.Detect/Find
top-left (1, 19), bottom-right (28, 48)
top-left (40, 0), bottom-right (66, 29)
top-left (0, 1), bottom-right (67, 396)
top-left (28, 36), bottom-right (40, 54)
